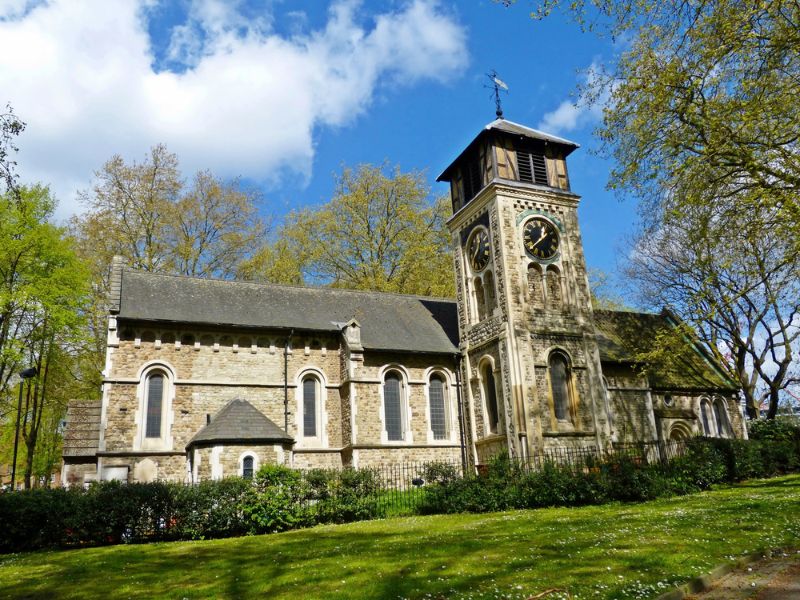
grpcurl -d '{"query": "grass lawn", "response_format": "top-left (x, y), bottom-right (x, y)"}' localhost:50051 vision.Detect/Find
top-left (1, 475), bottom-right (799, 600)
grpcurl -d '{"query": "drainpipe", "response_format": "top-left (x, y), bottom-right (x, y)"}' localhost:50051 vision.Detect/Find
top-left (454, 352), bottom-right (467, 473)
top-left (284, 330), bottom-right (293, 433)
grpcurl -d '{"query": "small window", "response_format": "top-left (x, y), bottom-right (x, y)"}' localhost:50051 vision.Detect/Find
top-left (384, 372), bottom-right (404, 442)
top-left (303, 376), bottom-right (318, 437)
top-left (145, 372), bottom-right (164, 438)
top-left (549, 353), bottom-right (571, 422)
top-left (481, 363), bottom-right (499, 434)
top-left (429, 375), bottom-right (448, 440)
top-left (242, 456), bottom-right (254, 479)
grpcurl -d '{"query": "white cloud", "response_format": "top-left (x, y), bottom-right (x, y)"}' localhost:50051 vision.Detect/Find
top-left (537, 61), bottom-right (609, 135)
top-left (0, 0), bottom-right (467, 218)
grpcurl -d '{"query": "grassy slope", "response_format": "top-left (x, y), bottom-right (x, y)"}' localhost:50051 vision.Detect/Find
top-left (1, 475), bottom-right (799, 600)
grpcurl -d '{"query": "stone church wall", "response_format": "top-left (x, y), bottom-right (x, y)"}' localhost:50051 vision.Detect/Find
top-left (99, 325), bottom-right (462, 480)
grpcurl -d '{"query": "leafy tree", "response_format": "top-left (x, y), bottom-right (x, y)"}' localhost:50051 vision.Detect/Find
top-left (241, 164), bottom-right (455, 297)
top-left (503, 0), bottom-right (799, 231)
top-left (0, 186), bottom-right (90, 488)
top-left (0, 104), bottom-right (25, 196)
top-left (503, 0), bottom-right (800, 417)
top-left (626, 195), bottom-right (799, 420)
top-left (72, 145), bottom-right (267, 279)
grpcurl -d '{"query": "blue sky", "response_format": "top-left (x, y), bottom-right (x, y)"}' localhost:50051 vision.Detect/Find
top-left (0, 0), bottom-right (635, 285)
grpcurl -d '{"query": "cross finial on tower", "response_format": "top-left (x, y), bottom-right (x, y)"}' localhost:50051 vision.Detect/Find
top-left (486, 70), bottom-right (509, 119)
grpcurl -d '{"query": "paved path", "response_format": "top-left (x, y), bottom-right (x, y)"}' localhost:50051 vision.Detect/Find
top-left (686, 552), bottom-right (800, 599)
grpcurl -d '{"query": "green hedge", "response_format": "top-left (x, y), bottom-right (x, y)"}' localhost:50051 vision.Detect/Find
top-left (420, 431), bottom-right (800, 515)
top-left (2, 426), bottom-right (799, 554)
top-left (0, 465), bottom-right (384, 553)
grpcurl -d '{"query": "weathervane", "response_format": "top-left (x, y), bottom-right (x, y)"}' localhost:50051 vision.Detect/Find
top-left (485, 70), bottom-right (509, 119)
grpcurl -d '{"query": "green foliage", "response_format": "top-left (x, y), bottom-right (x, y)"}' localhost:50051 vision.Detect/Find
top-left (243, 465), bottom-right (310, 534)
top-left (305, 467), bottom-right (383, 524)
top-left (0, 185), bottom-right (91, 489)
top-left (748, 417), bottom-right (800, 443)
top-left (240, 163), bottom-right (455, 297)
top-left (421, 461), bottom-right (460, 485)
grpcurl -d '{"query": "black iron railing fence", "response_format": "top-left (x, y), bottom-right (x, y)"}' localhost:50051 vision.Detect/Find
top-left (291, 439), bottom-right (691, 515)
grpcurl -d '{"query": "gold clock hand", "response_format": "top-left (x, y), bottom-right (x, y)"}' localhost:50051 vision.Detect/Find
top-left (531, 229), bottom-right (548, 248)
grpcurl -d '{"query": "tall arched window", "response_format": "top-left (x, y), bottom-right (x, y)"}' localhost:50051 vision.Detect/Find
top-left (713, 398), bottom-right (730, 437)
top-left (429, 374), bottom-right (448, 440)
top-left (242, 455), bottom-right (254, 479)
top-left (303, 376), bottom-right (319, 438)
top-left (481, 363), bottom-right (499, 434)
top-left (384, 372), bottom-right (404, 441)
top-left (700, 399), bottom-right (713, 435)
top-left (549, 353), bottom-right (571, 422)
top-left (145, 371), bottom-right (165, 438)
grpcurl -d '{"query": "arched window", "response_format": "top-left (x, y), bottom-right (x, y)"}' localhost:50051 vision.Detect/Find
top-left (549, 353), bottom-right (571, 422)
top-left (700, 399), bottom-right (713, 435)
top-left (481, 362), bottom-right (500, 434)
top-left (484, 271), bottom-right (496, 314)
top-left (527, 264), bottom-right (543, 308)
top-left (713, 398), bottom-right (730, 437)
top-left (546, 268), bottom-right (562, 309)
top-left (145, 371), bottom-right (165, 439)
top-left (429, 374), bottom-right (448, 440)
top-left (474, 277), bottom-right (486, 321)
top-left (302, 376), bottom-right (319, 437)
top-left (384, 371), bottom-right (404, 441)
top-left (242, 455), bottom-right (254, 479)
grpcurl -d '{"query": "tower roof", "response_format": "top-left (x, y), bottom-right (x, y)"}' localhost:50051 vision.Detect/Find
top-left (437, 118), bottom-right (579, 182)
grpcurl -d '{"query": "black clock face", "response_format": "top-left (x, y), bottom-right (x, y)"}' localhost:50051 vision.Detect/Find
top-left (467, 228), bottom-right (491, 271)
top-left (523, 218), bottom-right (559, 260)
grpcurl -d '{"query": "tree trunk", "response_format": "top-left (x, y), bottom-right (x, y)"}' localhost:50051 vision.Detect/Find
top-left (766, 387), bottom-right (780, 420)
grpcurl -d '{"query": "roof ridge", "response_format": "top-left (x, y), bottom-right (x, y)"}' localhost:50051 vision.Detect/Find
top-left (122, 267), bottom-right (457, 303)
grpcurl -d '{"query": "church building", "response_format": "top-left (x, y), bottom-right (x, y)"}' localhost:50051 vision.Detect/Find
top-left (62, 118), bottom-right (746, 486)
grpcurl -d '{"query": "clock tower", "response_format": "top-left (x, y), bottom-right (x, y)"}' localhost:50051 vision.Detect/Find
top-left (438, 118), bottom-right (613, 464)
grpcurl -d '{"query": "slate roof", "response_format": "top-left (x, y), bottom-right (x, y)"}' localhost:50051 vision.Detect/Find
top-left (437, 118), bottom-right (579, 182)
top-left (594, 310), bottom-right (737, 392)
top-left (188, 399), bottom-right (293, 447)
top-left (117, 269), bottom-right (459, 354)
top-left (62, 400), bottom-right (101, 458)
top-left (114, 269), bottom-right (735, 393)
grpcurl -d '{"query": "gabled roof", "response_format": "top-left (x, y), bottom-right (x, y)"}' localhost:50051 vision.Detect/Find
top-left (116, 269), bottom-right (459, 354)
top-left (594, 310), bottom-right (737, 392)
top-left (437, 118), bottom-right (580, 182)
top-left (187, 399), bottom-right (292, 448)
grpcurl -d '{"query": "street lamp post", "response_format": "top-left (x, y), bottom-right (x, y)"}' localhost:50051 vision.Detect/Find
top-left (10, 367), bottom-right (38, 491)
